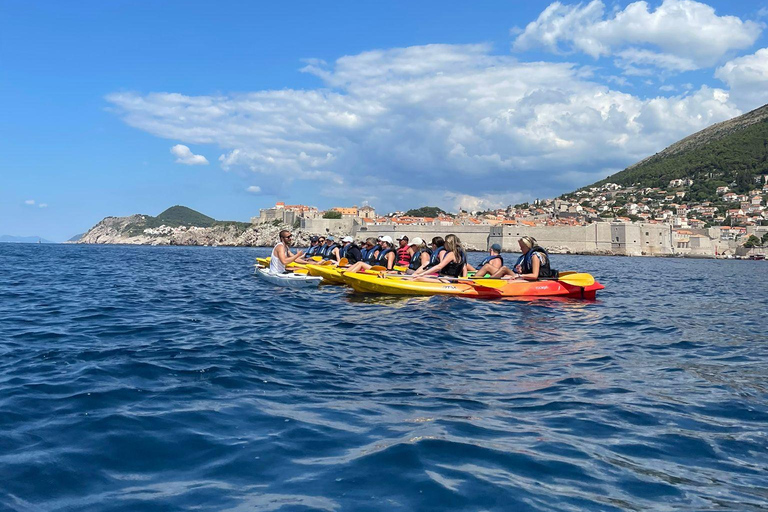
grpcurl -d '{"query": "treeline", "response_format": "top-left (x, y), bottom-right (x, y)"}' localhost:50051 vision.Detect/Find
top-left (592, 120), bottom-right (768, 198)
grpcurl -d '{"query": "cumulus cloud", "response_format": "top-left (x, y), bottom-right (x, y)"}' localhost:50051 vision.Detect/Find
top-left (716, 48), bottom-right (768, 110)
top-left (513, 0), bottom-right (761, 72)
top-left (108, 42), bottom-right (742, 211)
top-left (38, 203), bottom-right (48, 208)
top-left (24, 199), bottom-right (35, 205)
top-left (246, 185), bottom-right (262, 193)
top-left (170, 144), bottom-right (209, 165)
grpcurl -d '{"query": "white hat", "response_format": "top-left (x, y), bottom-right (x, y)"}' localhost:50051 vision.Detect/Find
top-left (342, 236), bottom-right (354, 243)
top-left (409, 237), bottom-right (424, 246)
top-left (396, 234), bottom-right (409, 241)
top-left (380, 235), bottom-right (393, 244)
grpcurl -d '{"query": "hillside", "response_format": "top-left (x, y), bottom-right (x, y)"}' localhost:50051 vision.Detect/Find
top-left (0, 235), bottom-right (56, 244)
top-left (589, 103), bottom-right (768, 200)
top-left (79, 206), bottom-right (255, 245)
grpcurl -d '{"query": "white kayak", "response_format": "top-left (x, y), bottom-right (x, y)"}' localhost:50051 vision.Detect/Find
top-left (254, 266), bottom-right (322, 288)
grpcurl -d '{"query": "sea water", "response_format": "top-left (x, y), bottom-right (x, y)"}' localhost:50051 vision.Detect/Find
top-left (1, 244), bottom-right (767, 511)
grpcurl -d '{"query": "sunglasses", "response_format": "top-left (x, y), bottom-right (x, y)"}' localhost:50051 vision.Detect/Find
top-left (283, 234), bottom-right (293, 239)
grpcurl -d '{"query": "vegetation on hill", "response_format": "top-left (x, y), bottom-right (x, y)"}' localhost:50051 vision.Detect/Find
top-left (322, 210), bottom-right (342, 219)
top-left (405, 206), bottom-right (450, 217)
top-left (588, 110), bottom-right (768, 202)
top-left (123, 206), bottom-right (250, 237)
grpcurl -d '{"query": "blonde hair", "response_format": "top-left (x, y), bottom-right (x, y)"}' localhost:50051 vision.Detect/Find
top-left (444, 234), bottom-right (463, 262)
top-left (519, 236), bottom-right (536, 249)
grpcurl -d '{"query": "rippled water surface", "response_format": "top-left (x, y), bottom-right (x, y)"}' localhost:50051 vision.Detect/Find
top-left (1, 244), bottom-right (767, 511)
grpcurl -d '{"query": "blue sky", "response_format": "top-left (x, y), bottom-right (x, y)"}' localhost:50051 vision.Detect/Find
top-left (3, 0), bottom-right (768, 241)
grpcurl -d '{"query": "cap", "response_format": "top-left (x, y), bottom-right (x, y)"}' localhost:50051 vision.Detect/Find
top-left (342, 236), bottom-right (354, 243)
top-left (326, 236), bottom-right (335, 241)
top-left (409, 237), bottom-right (424, 246)
top-left (380, 235), bottom-right (393, 244)
top-left (396, 234), bottom-right (409, 241)
top-left (377, 235), bottom-right (383, 240)
top-left (491, 243), bottom-right (502, 252)
top-left (310, 236), bottom-right (319, 242)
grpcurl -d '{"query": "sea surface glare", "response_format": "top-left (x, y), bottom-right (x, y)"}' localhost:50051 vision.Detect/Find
top-left (1, 244), bottom-right (767, 512)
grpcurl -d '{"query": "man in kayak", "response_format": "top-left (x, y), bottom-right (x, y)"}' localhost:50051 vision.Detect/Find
top-left (320, 236), bottom-right (341, 262)
top-left (345, 235), bottom-right (396, 272)
top-left (491, 236), bottom-right (558, 280)
top-left (395, 235), bottom-right (413, 267)
top-left (339, 236), bottom-right (363, 264)
top-left (468, 243), bottom-right (504, 277)
top-left (269, 230), bottom-right (305, 274)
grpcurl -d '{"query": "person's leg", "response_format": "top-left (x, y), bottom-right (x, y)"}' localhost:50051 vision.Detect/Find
top-left (490, 266), bottom-right (515, 278)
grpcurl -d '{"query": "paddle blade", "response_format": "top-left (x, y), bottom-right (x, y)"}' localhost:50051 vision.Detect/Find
top-left (393, 265), bottom-right (407, 272)
top-left (311, 256), bottom-right (323, 262)
top-left (338, 258), bottom-right (349, 267)
top-left (369, 265), bottom-right (388, 272)
top-left (558, 273), bottom-right (595, 287)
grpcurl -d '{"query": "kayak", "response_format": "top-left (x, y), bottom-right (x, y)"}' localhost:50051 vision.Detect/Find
top-left (306, 264), bottom-right (347, 285)
top-left (254, 266), bottom-right (322, 288)
top-left (256, 257), bottom-right (305, 270)
top-left (341, 272), bottom-right (604, 299)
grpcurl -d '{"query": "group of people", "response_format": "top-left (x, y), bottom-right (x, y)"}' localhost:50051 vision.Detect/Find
top-left (270, 229), bottom-right (558, 281)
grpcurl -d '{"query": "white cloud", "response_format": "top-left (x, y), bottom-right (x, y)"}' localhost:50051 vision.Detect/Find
top-left (170, 144), bottom-right (209, 165)
top-left (246, 185), bottom-right (261, 193)
top-left (716, 48), bottom-right (768, 110)
top-left (24, 199), bottom-right (35, 205)
top-left (108, 43), bottom-right (742, 209)
top-left (38, 203), bottom-right (48, 208)
top-left (513, 0), bottom-right (761, 71)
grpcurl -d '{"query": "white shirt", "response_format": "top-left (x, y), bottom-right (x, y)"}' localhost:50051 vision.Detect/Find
top-left (270, 242), bottom-right (286, 274)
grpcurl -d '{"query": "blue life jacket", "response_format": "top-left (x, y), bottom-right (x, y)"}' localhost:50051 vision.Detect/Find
top-left (365, 245), bottom-right (381, 264)
top-left (409, 248), bottom-right (432, 270)
top-left (322, 243), bottom-right (339, 260)
top-left (306, 245), bottom-right (320, 257)
top-left (339, 244), bottom-right (349, 259)
top-left (479, 254), bottom-right (503, 267)
top-left (427, 247), bottom-right (446, 268)
top-left (518, 246), bottom-right (557, 279)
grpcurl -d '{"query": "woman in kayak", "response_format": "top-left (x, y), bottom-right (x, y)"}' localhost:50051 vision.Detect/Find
top-left (491, 236), bottom-right (557, 280)
top-left (345, 235), bottom-right (396, 272)
top-left (406, 237), bottom-right (431, 274)
top-left (269, 230), bottom-right (305, 274)
top-left (412, 234), bottom-right (467, 279)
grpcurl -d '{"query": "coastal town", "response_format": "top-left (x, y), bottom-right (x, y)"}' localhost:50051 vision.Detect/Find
top-left (253, 174), bottom-right (768, 259)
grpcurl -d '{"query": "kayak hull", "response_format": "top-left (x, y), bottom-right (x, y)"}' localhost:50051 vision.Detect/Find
top-left (341, 272), bottom-right (604, 299)
top-left (254, 266), bottom-right (322, 288)
top-left (306, 264), bottom-right (346, 285)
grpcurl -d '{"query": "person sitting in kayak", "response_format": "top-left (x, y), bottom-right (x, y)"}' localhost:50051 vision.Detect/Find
top-left (491, 236), bottom-right (558, 280)
top-left (412, 234), bottom-right (467, 279)
top-left (405, 237), bottom-right (431, 275)
top-left (360, 237), bottom-right (379, 263)
top-left (468, 243), bottom-right (504, 277)
top-left (269, 230), bottom-right (305, 274)
top-left (395, 235), bottom-right (413, 267)
top-left (339, 236), bottom-right (363, 264)
top-left (420, 236), bottom-right (446, 272)
top-left (319, 236), bottom-right (341, 262)
top-left (345, 235), bottom-right (396, 273)
top-left (304, 236), bottom-right (321, 258)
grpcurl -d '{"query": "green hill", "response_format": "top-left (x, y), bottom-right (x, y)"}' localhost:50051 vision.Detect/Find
top-left (156, 205), bottom-right (217, 227)
top-left (587, 103), bottom-right (768, 200)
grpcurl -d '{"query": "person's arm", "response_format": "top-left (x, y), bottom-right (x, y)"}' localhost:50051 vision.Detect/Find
top-left (332, 247), bottom-right (341, 263)
top-left (386, 251), bottom-right (396, 270)
top-left (414, 252), bottom-right (454, 276)
top-left (518, 254), bottom-right (541, 280)
top-left (278, 245), bottom-right (303, 265)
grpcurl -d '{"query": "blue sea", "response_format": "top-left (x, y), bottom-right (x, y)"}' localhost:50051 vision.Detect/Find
top-left (1, 244), bottom-right (767, 511)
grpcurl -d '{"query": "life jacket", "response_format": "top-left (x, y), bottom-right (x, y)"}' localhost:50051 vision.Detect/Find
top-left (479, 254), bottom-right (503, 267)
top-left (365, 245), bottom-right (381, 264)
top-left (345, 244), bottom-right (363, 264)
top-left (440, 250), bottom-right (467, 278)
top-left (408, 248), bottom-right (432, 270)
top-left (395, 246), bottom-right (411, 266)
top-left (339, 244), bottom-right (349, 259)
top-left (375, 247), bottom-right (394, 269)
top-left (305, 245), bottom-right (320, 257)
top-left (426, 247), bottom-right (446, 268)
top-left (518, 246), bottom-right (557, 279)
top-left (321, 243), bottom-right (339, 260)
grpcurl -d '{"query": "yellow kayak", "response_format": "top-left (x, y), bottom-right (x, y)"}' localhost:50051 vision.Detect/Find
top-left (256, 256), bottom-right (305, 270)
top-left (306, 264), bottom-right (346, 285)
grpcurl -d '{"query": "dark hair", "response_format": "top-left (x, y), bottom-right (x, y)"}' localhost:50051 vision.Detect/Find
top-left (279, 230), bottom-right (291, 239)
top-left (431, 236), bottom-right (444, 247)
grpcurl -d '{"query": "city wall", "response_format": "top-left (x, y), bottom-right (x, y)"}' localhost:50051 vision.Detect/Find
top-left (300, 218), bottom-right (680, 256)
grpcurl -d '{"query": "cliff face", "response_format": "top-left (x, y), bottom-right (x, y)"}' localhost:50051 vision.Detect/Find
top-left (78, 214), bottom-right (309, 247)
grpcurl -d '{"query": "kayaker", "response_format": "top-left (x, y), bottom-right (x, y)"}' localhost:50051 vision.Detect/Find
top-left (360, 237), bottom-right (378, 263)
top-left (345, 235), bottom-right (396, 272)
top-left (425, 236), bottom-right (446, 270)
top-left (395, 235), bottom-right (413, 267)
top-left (469, 243), bottom-right (504, 277)
top-left (320, 236), bottom-right (341, 262)
top-left (339, 236), bottom-right (363, 264)
top-left (406, 237), bottom-right (431, 274)
top-left (413, 234), bottom-right (466, 279)
top-left (269, 230), bottom-right (305, 274)
top-left (491, 236), bottom-right (558, 280)
top-left (304, 236), bottom-right (321, 258)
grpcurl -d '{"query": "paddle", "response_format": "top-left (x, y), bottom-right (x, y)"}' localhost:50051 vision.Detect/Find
top-left (397, 273), bottom-right (595, 287)
top-left (553, 273), bottom-right (594, 287)
top-left (338, 258), bottom-right (349, 267)
top-left (311, 256), bottom-right (323, 262)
